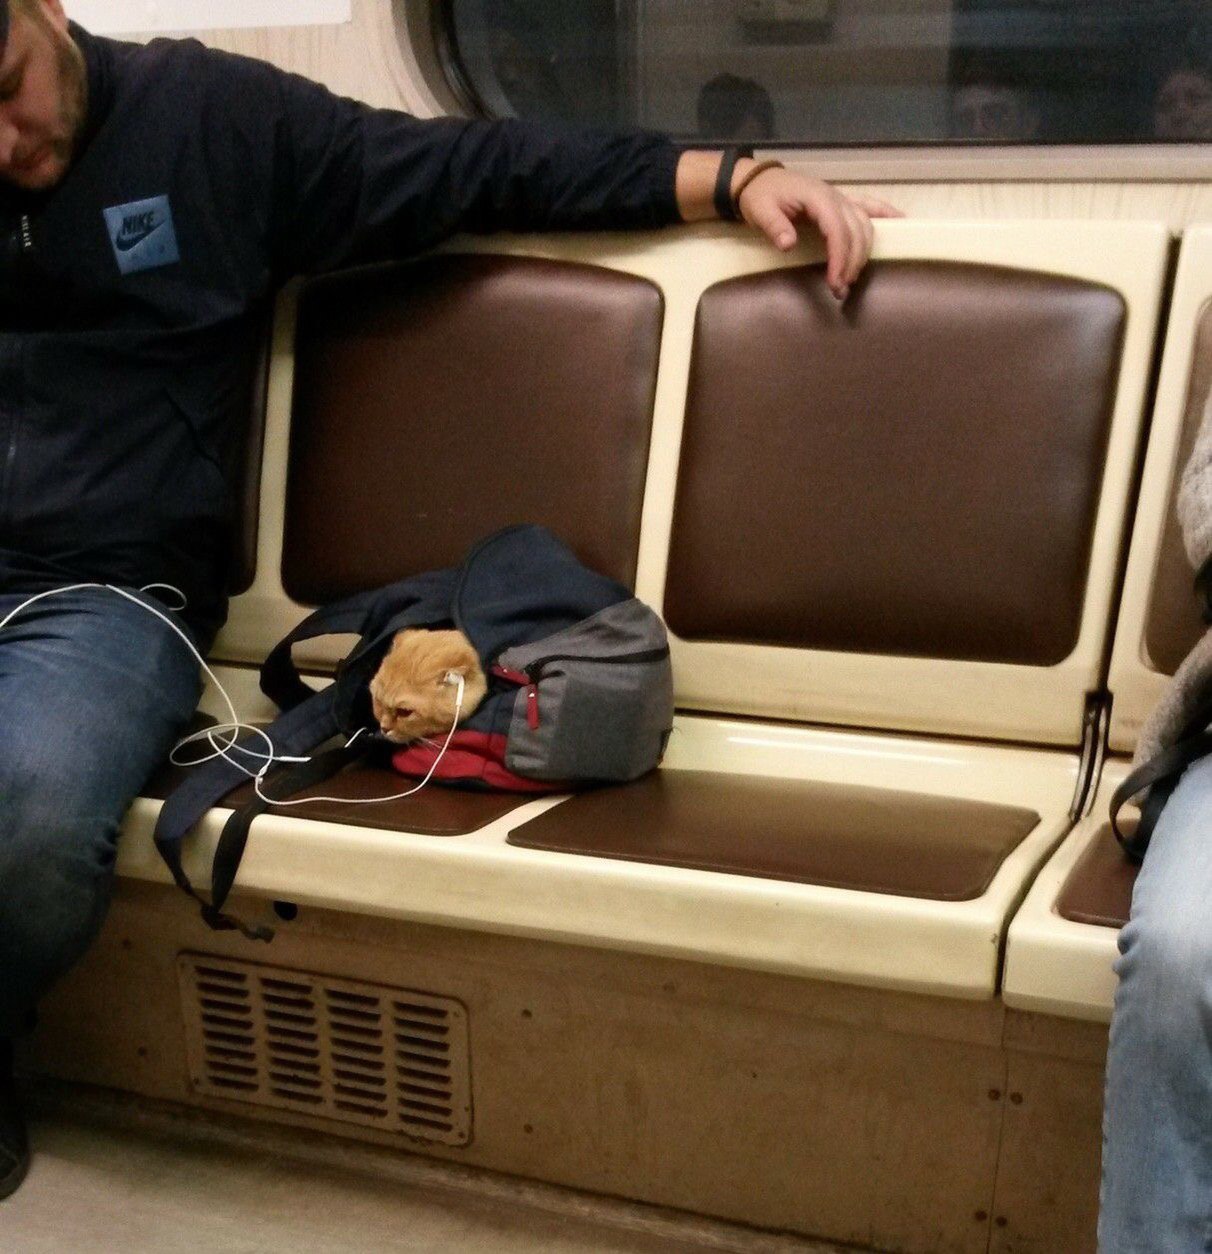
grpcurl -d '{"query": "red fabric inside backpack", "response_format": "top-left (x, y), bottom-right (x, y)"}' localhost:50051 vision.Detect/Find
top-left (391, 731), bottom-right (566, 793)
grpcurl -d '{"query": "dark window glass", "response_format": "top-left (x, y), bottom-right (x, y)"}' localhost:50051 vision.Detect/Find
top-left (439, 2), bottom-right (1212, 144)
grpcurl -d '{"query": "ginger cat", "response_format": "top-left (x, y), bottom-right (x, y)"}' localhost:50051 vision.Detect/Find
top-left (368, 628), bottom-right (487, 744)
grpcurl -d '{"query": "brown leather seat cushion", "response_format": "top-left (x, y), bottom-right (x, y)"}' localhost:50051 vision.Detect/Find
top-left (143, 727), bottom-right (527, 836)
top-left (282, 253), bottom-right (663, 603)
top-left (1056, 822), bottom-right (1139, 928)
top-left (664, 260), bottom-right (1126, 664)
top-left (507, 770), bottom-right (1040, 900)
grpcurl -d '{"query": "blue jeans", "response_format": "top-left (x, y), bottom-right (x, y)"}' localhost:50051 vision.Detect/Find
top-left (0, 586), bottom-right (201, 1038)
top-left (1101, 752), bottom-right (1212, 1251)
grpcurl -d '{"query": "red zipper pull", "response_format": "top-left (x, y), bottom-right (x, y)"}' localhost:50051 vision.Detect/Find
top-left (491, 665), bottom-right (540, 728)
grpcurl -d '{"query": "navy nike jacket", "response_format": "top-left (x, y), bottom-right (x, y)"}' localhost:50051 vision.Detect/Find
top-left (0, 25), bottom-right (682, 644)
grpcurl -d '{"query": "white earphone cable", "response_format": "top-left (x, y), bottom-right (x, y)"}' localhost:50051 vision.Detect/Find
top-left (0, 582), bottom-right (463, 805)
top-left (251, 672), bottom-right (465, 806)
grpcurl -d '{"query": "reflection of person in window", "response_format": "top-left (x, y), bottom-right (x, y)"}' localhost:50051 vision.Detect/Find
top-left (490, 28), bottom-right (565, 119)
top-left (1152, 61), bottom-right (1212, 140)
top-left (697, 73), bottom-right (775, 142)
top-left (950, 72), bottom-right (1040, 142)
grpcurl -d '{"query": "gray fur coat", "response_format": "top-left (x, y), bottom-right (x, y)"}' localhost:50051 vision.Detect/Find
top-left (1136, 387), bottom-right (1212, 764)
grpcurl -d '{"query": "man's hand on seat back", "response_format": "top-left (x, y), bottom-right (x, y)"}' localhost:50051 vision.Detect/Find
top-left (675, 150), bottom-right (902, 302)
top-left (739, 167), bottom-right (902, 301)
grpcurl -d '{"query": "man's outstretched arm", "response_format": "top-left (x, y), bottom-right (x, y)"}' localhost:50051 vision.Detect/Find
top-left (255, 61), bottom-right (900, 289)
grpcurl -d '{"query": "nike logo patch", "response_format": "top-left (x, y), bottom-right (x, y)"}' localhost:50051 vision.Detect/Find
top-left (114, 212), bottom-right (163, 252)
top-left (103, 194), bottom-right (180, 275)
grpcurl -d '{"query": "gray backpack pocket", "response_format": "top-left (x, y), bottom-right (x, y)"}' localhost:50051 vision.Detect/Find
top-left (495, 598), bottom-right (673, 783)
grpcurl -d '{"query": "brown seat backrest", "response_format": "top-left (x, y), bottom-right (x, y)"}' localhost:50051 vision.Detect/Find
top-left (281, 254), bottom-right (664, 604)
top-left (664, 261), bottom-right (1126, 665)
top-left (226, 313), bottom-right (273, 595)
top-left (1142, 300), bottom-right (1212, 674)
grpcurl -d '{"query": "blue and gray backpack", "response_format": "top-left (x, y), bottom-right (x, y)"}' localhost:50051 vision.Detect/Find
top-left (154, 525), bottom-right (674, 939)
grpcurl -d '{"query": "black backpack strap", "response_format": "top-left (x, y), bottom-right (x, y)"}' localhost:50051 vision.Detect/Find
top-left (1110, 688), bottom-right (1212, 861)
top-left (207, 740), bottom-right (368, 939)
top-left (261, 593), bottom-right (381, 711)
top-left (158, 568), bottom-right (455, 934)
top-left (1114, 563), bottom-right (1212, 860)
top-left (154, 689), bottom-right (342, 936)
top-left (1196, 555), bottom-right (1212, 624)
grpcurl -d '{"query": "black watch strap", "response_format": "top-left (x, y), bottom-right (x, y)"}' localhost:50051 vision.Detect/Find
top-left (713, 147), bottom-right (753, 222)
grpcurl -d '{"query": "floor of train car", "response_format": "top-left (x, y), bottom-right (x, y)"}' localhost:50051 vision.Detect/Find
top-left (2, 1079), bottom-right (849, 1254)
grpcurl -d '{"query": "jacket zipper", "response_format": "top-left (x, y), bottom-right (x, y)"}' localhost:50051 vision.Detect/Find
top-left (0, 219), bottom-right (32, 534)
top-left (0, 327), bottom-right (22, 535)
top-left (490, 645), bottom-right (670, 731)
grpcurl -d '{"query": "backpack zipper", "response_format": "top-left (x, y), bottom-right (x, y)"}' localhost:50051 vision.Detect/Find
top-left (490, 665), bottom-right (541, 728)
top-left (490, 645), bottom-right (670, 731)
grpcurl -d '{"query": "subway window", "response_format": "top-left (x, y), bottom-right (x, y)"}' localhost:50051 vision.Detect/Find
top-left (438, 1), bottom-right (1212, 144)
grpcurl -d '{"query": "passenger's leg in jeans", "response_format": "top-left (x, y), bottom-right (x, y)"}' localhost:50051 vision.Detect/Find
top-left (0, 586), bottom-right (202, 1040)
top-left (1100, 752), bottom-right (1212, 1252)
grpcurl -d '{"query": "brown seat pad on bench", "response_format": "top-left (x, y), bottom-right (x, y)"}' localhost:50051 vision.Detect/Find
top-left (1056, 822), bottom-right (1139, 928)
top-left (507, 769), bottom-right (1040, 900)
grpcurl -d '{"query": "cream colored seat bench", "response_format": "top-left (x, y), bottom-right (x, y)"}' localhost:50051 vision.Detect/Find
top-left (99, 219), bottom-right (1169, 999)
top-left (1005, 225), bottom-right (1212, 1021)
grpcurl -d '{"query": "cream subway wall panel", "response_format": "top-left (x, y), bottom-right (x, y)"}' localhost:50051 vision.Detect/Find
top-left (1003, 763), bottom-right (1131, 1023)
top-left (65, 1), bottom-right (352, 33)
top-left (827, 179), bottom-right (1212, 228)
top-left (1108, 226), bottom-right (1212, 754)
top-left (87, 0), bottom-right (435, 115)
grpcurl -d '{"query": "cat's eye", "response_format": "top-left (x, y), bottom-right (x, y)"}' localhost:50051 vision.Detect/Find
top-left (394, 706), bottom-right (413, 719)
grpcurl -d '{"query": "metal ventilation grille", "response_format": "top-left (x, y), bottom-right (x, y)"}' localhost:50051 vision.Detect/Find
top-left (177, 954), bottom-right (472, 1145)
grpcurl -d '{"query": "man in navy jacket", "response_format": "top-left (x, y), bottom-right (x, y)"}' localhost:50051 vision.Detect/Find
top-left (0, 0), bottom-right (897, 1198)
